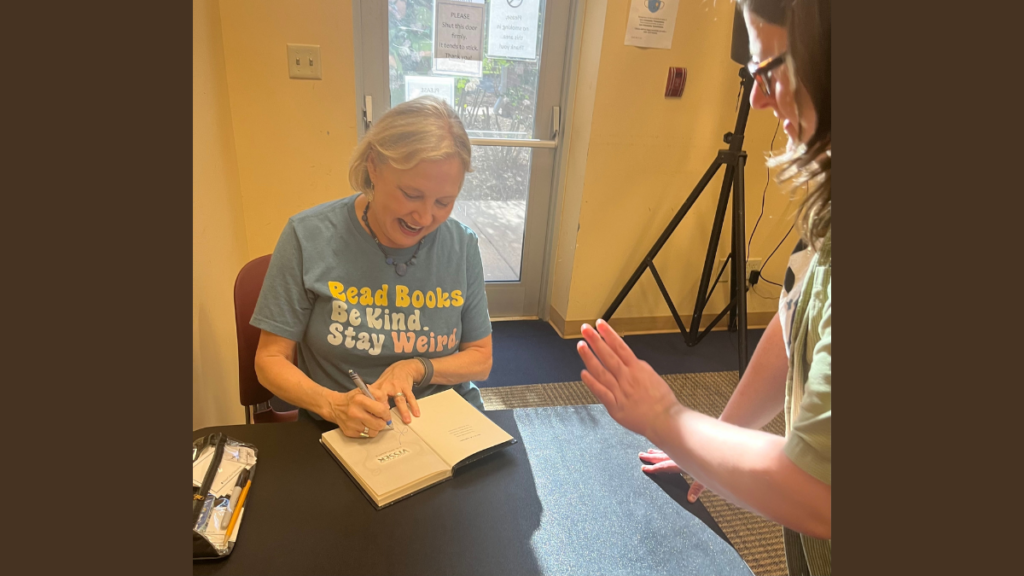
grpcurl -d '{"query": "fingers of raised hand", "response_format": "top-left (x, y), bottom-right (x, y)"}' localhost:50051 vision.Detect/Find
top-left (580, 323), bottom-right (627, 377)
top-left (577, 340), bottom-right (618, 392)
top-left (595, 319), bottom-right (639, 365)
top-left (580, 368), bottom-right (616, 409)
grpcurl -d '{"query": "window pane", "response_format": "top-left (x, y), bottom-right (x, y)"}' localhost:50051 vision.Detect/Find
top-left (388, 1), bottom-right (545, 282)
top-left (387, 0), bottom-right (546, 139)
top-left (452, 145), bottom-right (531, 282)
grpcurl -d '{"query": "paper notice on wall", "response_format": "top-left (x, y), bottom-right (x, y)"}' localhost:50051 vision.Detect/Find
top-left (487, 0), bottom-right (541, 61)
top-left (433, 0), bottom-right (484, 77)
top-left (624, 0), bottom-right (680, 49)
top-left (405, 76), bottom-right (456, 107)
top-left (435, 0), bottom-right (485, 61)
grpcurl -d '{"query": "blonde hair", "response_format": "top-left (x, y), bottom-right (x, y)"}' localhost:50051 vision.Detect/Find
top-left (348, 96), bottom-right (473, 194)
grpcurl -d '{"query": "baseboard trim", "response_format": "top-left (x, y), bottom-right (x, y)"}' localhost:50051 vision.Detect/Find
top-left (547, 306), bottom-right (774, 339)
top-left (547, 305), bottom-right (567, 337)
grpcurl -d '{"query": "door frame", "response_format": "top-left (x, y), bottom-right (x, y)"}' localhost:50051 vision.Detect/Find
top-left (351, 0), bottom-right (585, 320)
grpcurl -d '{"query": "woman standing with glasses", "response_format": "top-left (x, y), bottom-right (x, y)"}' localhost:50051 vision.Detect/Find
top-left (576, 1), bottom-right (831, 574)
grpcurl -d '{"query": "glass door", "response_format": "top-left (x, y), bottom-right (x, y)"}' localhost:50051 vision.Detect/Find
top-left (354, 0), bottom-right (573, 318)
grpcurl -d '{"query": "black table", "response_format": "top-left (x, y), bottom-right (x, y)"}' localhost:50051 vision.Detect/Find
top-left (193, 405), bottom-right (753, 576)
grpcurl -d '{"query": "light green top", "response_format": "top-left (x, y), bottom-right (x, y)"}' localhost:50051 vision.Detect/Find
top-left (782, 232), bottom-right (831, 575)
top-left (784, 234), bottom-right (831, 485)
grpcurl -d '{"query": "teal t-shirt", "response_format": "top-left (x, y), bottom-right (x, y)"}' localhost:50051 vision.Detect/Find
top-left (251, 195), bottom-right (492, 417)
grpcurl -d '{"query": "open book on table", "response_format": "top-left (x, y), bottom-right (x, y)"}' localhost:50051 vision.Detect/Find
top-left (320, 389), bottom-right (516, 509)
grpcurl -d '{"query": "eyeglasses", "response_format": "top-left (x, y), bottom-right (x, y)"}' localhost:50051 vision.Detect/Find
top-left (747, 52), bottom-right (788, 98)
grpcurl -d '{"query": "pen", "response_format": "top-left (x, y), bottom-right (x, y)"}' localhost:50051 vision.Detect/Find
top-left (349, 369), bottom-right (392, 427)
top-left (222, 479), bottom-right (251, 546)
top-left (220, 467), bottom-right (250, 529)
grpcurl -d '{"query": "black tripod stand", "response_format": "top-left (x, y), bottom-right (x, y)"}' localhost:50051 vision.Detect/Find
top-left (602, 67), bottom-right (756, 376)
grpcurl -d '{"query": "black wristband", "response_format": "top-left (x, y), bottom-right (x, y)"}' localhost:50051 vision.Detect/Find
top-left (413, 357), bottom-right (433, 387)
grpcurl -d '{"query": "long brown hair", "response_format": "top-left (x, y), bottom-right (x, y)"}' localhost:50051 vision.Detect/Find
top-left (741, 0), bottom-right (831, 248)
top-left (784, 0), bottom-right (830, 246)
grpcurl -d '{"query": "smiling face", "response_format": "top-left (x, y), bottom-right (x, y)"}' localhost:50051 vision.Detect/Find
top-left (362, 155), bottom-right (464, 249)
top-left (744, 8), bottom-right (817, 148)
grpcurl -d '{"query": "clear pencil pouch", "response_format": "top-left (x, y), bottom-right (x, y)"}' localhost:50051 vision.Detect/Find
top-left (192, 432), bottom-right (258, 560)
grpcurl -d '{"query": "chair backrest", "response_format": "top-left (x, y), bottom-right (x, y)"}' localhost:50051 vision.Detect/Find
top-left (233, 255), bottom-right (274, 408)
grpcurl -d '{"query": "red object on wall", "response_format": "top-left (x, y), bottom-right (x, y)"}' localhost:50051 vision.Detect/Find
top-left (665, 67), bottom-right (687, 98)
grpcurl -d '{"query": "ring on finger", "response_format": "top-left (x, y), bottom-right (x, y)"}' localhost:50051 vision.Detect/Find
top-left (395, 391), bottom-right (405, 399)
top-left (359, 426), bottom-right (370, 438)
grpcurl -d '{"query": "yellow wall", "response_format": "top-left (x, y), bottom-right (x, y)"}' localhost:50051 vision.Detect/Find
top-left (193, 0), bottom-right (251, 430)
top-left (192, 1), bottom-right (800, 427)
top-left (555, 0), bottom-right (798, 331)
top-left (219, 0), bottom-right (360, 259)
top-left (193, 0), bottom-right (360, 429)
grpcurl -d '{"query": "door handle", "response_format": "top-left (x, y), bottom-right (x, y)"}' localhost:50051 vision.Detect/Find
top-left (468, 106), bottom-right (562, 148)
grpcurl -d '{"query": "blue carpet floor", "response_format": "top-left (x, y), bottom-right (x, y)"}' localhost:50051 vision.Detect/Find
top-left (478, 320), bottom-right (763, 388)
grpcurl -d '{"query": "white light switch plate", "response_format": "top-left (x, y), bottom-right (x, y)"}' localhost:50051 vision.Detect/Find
top-left (287, 44), bottom-right (321, 79)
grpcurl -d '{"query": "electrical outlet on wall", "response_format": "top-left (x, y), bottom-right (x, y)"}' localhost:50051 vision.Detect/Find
top-left (287, 44), bottom-right (322, 79)
top-left (717, 258), bottom-right (764, 285)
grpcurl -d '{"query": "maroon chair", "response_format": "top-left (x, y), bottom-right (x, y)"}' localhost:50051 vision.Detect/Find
top-left (233, 255), bottom-right (299, 424)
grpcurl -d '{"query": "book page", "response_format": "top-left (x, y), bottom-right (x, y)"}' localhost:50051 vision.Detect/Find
top-left (407, 390), bottom-right (514, 468)
top-left (322, 416), bottom-right (450, 499)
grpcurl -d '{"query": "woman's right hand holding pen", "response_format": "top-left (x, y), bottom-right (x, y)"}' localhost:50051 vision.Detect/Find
top-left (320, 387), bottom-right (392, 438)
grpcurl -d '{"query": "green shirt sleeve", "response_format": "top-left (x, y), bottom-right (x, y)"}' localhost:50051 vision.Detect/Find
top-left (784, 282), bottom-right (832, 485)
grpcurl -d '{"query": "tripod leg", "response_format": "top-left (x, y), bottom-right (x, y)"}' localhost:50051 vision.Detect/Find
top-left (729, 214), bottom-right (737, 332)
top-left (603, 158), bottom-right (723, 321)
top-left (690, 158), bottom-right (734, 342)
top-left (648, 262), bottom-right (689, 338)
top-left (733, 154), bottom-right (749, 375)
